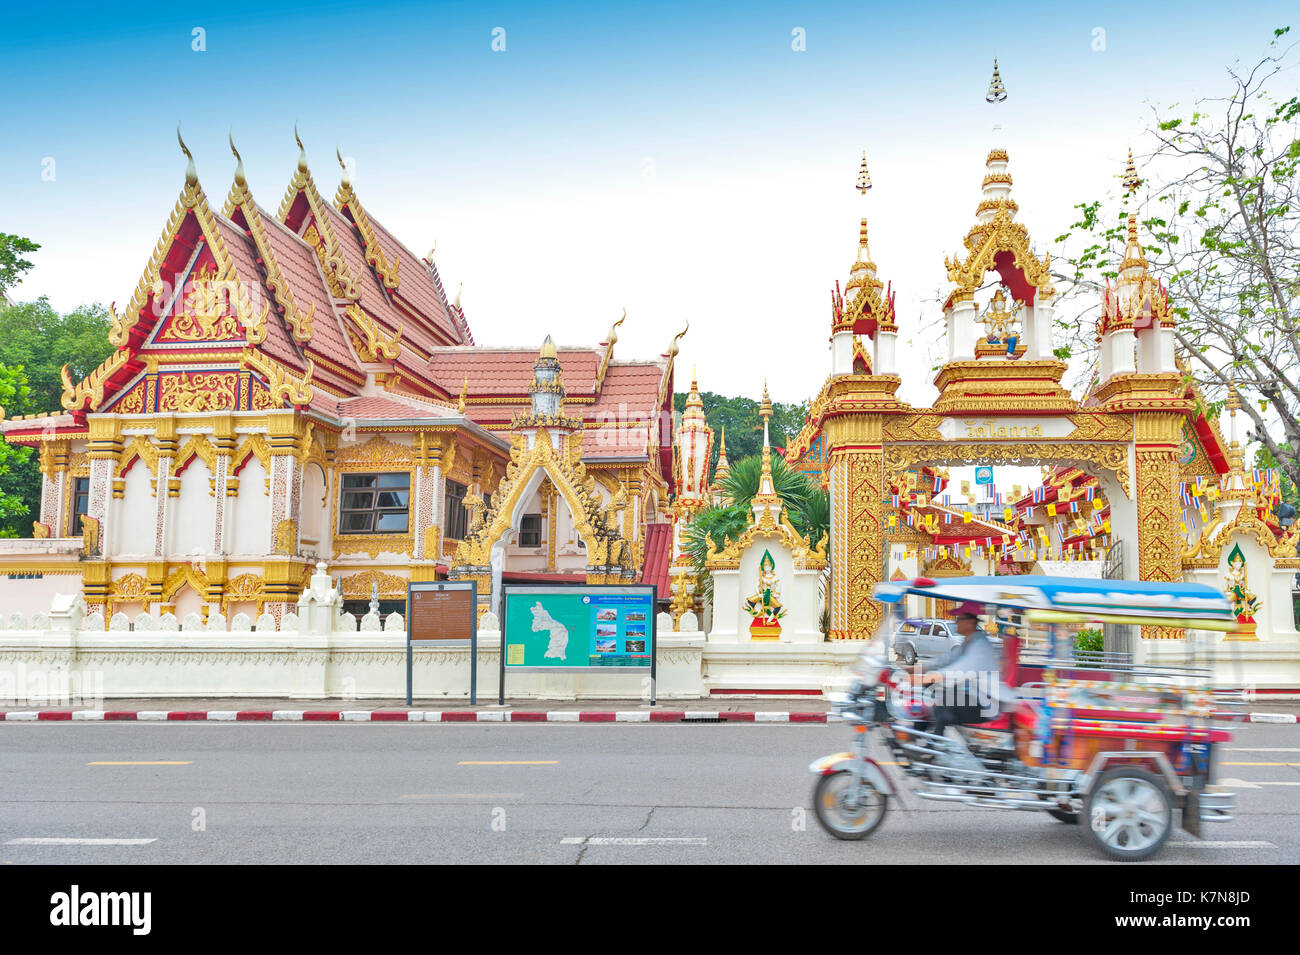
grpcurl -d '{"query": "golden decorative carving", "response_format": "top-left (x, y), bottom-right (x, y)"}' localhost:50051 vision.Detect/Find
top-left (274, 519), bottom-right (299, 556)
top-left (1134, 447), bottom-right (1180, 583)
top-left (156, 263), bottom-right (269, 344)
top-left (241, 349), bottom-right (314, 406)
top-left (161, 564), bottom-right (208, 604)
top-left (945, 203), bottom-right (1054, 303)
top-left (112, 381), bottom-right (146, 415)
top-left (335, 434), bottom-right (413, 470)
top-left (827, 450), bottom-right (885, 641)
top-left (334, 180), bottom-right (399, 290)
top-left (111, 573), bottom-right (150, 601)
top-left (342, 304), bottom-right (402, 362)
top-left (81, 515), bottom-right (101, 557)
top-left (109, 173), bottom-right (235, 349)
top-left (423, 525), bottom-right (441, 560)
top-left (883, 442), bottom-right (1131, 501)
top-left (220, 573), bottom-right (265, 614)
top-left (333, 534), bottom-right (414, 559)
top-left (60, 349), bottom-right (130, 412)
top-left (158, 372), bottom-right (239, 413)
top-left (33, 522), bottom-right (50, 539)
top-left (340, 569), bottom-right (408, 599)
top-left (1065, 413), bottom-right (1134, 442)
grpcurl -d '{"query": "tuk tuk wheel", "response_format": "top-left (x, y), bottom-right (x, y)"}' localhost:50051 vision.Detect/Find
top-left (1083, 767), bottom-right (1172, 861)
top-left (813, 770), bottom-right (887, 840)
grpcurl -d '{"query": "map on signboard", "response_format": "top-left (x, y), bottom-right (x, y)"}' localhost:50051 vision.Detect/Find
top-left (503, 590), bottom-right (655, 669)
top-left (530, 602), bottom-right (571, 660)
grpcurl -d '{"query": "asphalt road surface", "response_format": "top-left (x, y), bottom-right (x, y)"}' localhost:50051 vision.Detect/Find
top-left (2, 722), bottom-right (1296, 864)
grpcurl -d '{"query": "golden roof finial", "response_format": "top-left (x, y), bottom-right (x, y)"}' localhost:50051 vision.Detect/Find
top-left (177, 125), bottom-right (197, 187)
top-left (668, 320), bottom-right (689, 360)
top-left (718, 426), bottom-right (727, 460)
top-left (336, 146), bottom-right (350, 186)
top-left (1122, 146), bottom-right (1140, 195)
top-left (228, 131), bottom-right (246, 189)
top-left (856, 151), bottom-right (872, 194)
top-left (426, 241), bottom-right (437, 262)
top-left (607, 307), bottom-right (626, 346)
top-left (457, 375), bottom-right (469, 413)
top-left (760, 379), bottom-right (773, 421)
top-left (539, 334), bottom-right (558, 360)
top-left (986, 58), bottom-right (1007, 103)
top-left (294, 123), bottom-right (308, 174)
top-left (453, 282), bottom-right (462, 309)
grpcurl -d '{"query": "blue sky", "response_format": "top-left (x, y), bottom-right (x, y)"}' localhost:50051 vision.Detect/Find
top-left (3, 1), bottom-right (1296, 412)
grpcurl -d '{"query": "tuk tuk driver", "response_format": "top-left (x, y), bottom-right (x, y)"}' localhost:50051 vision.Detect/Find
top-left (913, 601), bottom-right (1003, 739)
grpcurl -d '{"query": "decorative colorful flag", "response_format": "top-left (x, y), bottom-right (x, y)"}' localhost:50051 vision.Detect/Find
top-left (1046, 503), bottom-right (1057, 517)
top-left (963, 511), bottom-right (972, 523)
top-left (1004, 507), bottom-right (1015, 522)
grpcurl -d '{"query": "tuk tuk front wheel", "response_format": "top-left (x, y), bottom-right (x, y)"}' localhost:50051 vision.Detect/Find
top-left (1083, 767), bottom-right (1172, 861)
top-left (813, 770), bottom-right (887, 840)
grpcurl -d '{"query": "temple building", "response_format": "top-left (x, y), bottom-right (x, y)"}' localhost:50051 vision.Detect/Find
top-left (0, 136), bottom-right (680, 623)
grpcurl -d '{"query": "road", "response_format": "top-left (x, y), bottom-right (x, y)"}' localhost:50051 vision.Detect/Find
top-left (2, 722), bottom-right (1297, 864)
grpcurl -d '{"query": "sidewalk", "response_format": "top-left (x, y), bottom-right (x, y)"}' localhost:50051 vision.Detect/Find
top-left (2, 696), bottom-right (1297, 723)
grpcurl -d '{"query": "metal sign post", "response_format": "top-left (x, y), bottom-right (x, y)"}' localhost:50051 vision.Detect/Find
top-left (406, 580), bottom-right (477, 706)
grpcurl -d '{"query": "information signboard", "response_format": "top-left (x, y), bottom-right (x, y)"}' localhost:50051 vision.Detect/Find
top-left (406, 580), bottom-right (478, 705)
top-left (499, 584), bottom-right (657, 704)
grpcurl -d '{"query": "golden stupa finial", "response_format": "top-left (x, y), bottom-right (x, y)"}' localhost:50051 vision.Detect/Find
top-left (986, 58), bottom-right (1007, 103)
top-left (1122, 147), bottom-right (1140, 195)
top-left (228, 131), bottom-right (246, 189)
top-left (177, 125), bottom-right (197, 187)
top-left (294, 123), bottom-right (307, 174)
top-left (539, 334), bottom-right (557, 360)
top-left (336, 146), bottom-right (350, 186)
top-left (718, 426), bottom-right (727, 459)
top-left (457, 375), bottom-right (469, 413)
top-left (856, 151), bottom-right (872, 194)
top-left (760, 379), bottom-right (773, 420)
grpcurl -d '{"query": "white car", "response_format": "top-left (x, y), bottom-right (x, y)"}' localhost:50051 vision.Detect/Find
top-left (890, 618), bottom-right (1000, 665)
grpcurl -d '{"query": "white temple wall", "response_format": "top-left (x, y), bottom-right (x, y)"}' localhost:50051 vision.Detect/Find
top-left (707, 540), bottom-right (822, 644)
top-left (169, 460), bottom-right (215, 558)
top-left (229, 458), bottom-right (270, 557)
top-left (116, 464), bottom-right (155, 558)
top-left (299, 463), bottom-right (328, 560)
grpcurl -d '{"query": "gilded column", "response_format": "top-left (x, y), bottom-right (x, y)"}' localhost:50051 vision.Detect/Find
top-left (825, 414), bottom-right (887, 641)
top-left (83, 418), bottom-right (122, 612)
top-left (544, 481), bottom-right (557, 572)
top-left (1134, 411), bottom-right (1184, 639)
top-left (267, 411), bottom-right (302, 556)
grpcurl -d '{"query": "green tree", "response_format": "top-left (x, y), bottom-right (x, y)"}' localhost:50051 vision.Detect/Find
top-left (0, 233), bottom-right (40, 294)
top-left (0, 297), bottom-right (114, 535)
top-left (1053, 28), bottom-right (1300, 489)
top-left (0, 366), bottom-right (33, 535)
top-left (673, 390), bottom-right (811, 480)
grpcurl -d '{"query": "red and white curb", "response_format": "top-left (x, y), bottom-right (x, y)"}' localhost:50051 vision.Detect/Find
top-left (0, 708), bottom-right (1296, 724)
top-left (0, 709), bottom-right (842, 723)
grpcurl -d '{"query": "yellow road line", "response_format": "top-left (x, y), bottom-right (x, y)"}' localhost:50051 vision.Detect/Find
top-left (86, 761), bottom-right (193, 766)
top-left (458, 760), bottom-right (558, 766)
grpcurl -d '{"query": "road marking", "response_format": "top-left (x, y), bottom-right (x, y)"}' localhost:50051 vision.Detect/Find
top-left (561, 837), bottom-right (708, 846)
top-left (400, 793), bottom-right (524, 799)
top-left (1217, 778), bottom-right (1300, 789)
top-left (1221, 762), bottom-right (1300, 766)
top-left (457, 760), bottom-right (557, 766)
top-left (1167, 841), bottom-right (1275, 849)
top-left (86, 761), bottom-right (192, 766)
top-left (1225, 747), bottom-right (1300, 752)
top-left (6, 837), bottom-right (156, 846)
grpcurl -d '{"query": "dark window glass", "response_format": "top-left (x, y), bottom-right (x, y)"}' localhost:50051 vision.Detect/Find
top-left (520, 514), bottom-right (542, 548)
top-left (444, 479), bottom-right (467, 540)
top-left (339, 472), bottom-right (409, 534)
top-left (70, 477), bottom-right (90, 536)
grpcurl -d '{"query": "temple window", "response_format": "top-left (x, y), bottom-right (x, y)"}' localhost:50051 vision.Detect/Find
top-left (69, 477), bottom-right (91, 537)
top-left (444, 479), bottom-right (468, 540)
top-left (339, 473), bottom-right (410, 534)
top-left (520, 513), bottom-right (542, 548)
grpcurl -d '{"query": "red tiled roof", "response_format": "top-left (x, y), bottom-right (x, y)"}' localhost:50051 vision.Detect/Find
top-left (639, 522), bottom-right (673, 602)
top-left (212, 216), bottom-right (305, 373)
top-left (363, 214), bottom-right (466, 345)
top-left (428, 347), bottom-right (603, 397)
top-left (335, 394), bottom-right (461, 421)
top-left (257, 208), bottom-right (362, 388)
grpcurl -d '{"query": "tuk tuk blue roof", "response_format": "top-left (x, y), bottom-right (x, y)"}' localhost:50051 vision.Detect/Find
top-left (873, 576), bottom-right (1233, 622)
